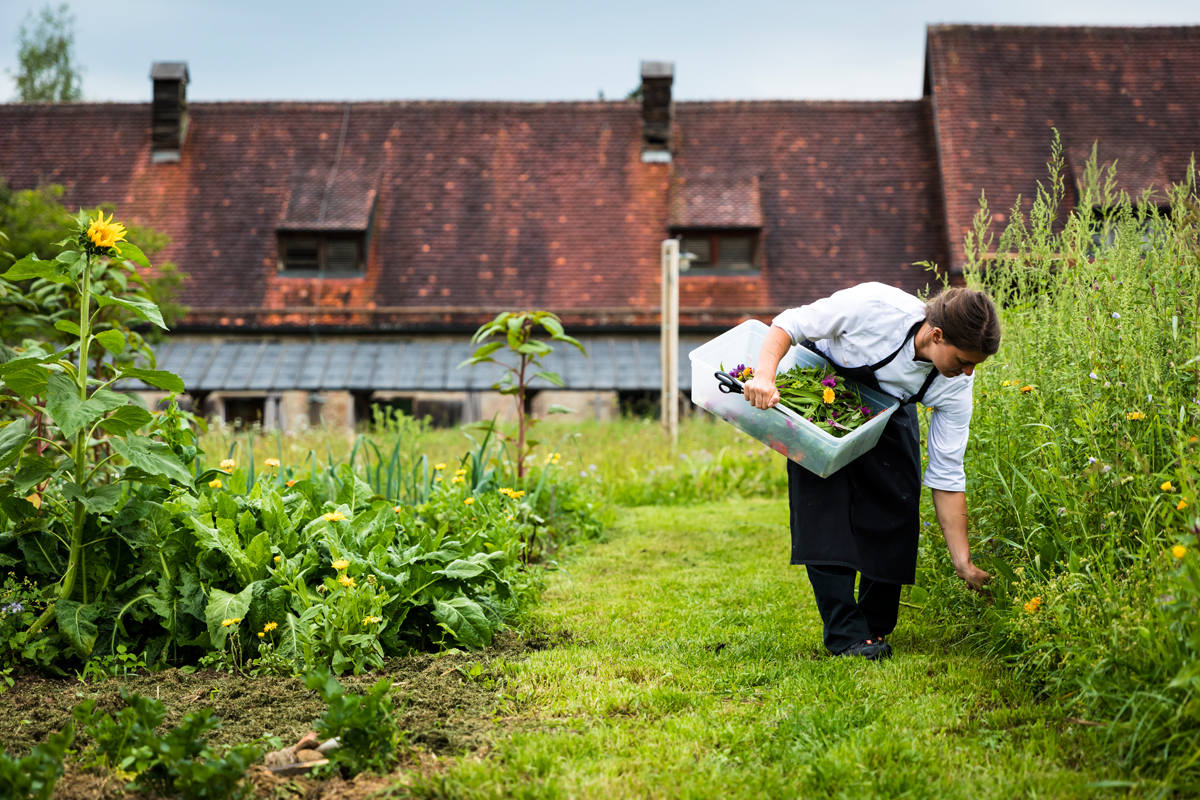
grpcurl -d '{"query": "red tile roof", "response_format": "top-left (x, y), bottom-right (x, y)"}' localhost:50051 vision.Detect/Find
top-left (669, 174), bottom-right (763, 229)
top-left (0, 97), bottom-right (946, 331)
top-left (926, 25), bottom-right (1200, 270)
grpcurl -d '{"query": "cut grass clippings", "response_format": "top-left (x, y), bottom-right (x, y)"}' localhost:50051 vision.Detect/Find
top-left (401, 500), bottom-right (1146, 799)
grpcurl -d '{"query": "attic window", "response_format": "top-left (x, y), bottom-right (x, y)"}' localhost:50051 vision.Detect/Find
top-left (278, 232), bottom-right (365, 277)
top-left (678, 231), bottom-right (759, 273)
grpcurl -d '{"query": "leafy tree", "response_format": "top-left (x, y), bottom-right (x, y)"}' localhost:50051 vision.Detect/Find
top-left (10, 3), bottom-right (83, 103)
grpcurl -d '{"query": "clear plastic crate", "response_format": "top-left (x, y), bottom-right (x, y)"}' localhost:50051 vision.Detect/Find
top-left (688, 320), bottom-right (900, 478)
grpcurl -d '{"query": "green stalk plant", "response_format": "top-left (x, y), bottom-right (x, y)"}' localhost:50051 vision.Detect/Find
top-left (0, 210), bottom-right (193, 656)
top-left (460, 311), bottom-right (584, 479)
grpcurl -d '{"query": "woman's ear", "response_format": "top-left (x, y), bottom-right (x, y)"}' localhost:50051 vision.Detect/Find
top-left (929, 327), bottom-right (945, 346)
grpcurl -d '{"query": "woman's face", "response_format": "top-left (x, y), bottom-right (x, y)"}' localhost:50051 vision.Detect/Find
top-left (928, 328), bottom-right (989, 378)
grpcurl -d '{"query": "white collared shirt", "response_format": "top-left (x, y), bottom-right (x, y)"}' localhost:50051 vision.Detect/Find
top-left (771, 282), bottom-right (973, 492)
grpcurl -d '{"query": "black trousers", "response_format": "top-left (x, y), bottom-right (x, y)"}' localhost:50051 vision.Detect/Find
top-left (806, 564), bottom-right (902, 654)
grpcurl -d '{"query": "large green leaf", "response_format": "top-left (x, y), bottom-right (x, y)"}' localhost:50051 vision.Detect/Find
top-left (205, 585), bottom-right (254, 650)
top-left (273, 612), bottom-right (305, 662)
top-left (61, 481), bottom-right (123, 514)
top-left (115, 241), bottom-right (151, 269)
top-left (3, 253), bottom-right (71, 284)
top-left (110, 435), bottom-right (193, 486)
top-left (244, 531), bottom-right (272, 583)
top-left (13, 454), bottom-right (69, 495)
top-left (215, 517), bottom-right (256, 585)
top-left (54, 319), bottom-right (81, 336)
top-left (0, 362), bottom-right (48, 400)
top-left (0, 418), bottom-right (31, 471)
top-left (98, 404), bottom-right (153, 436)
top-left (45, 374), bottom-right (129, 439)
top-left (118, 367), bottom-right (185, 394)
top-left (94, 330), bottom-right (126, 355)
top-left (434, 559), bottom-right (488, 581)
top-left (55, 599), bottom-right (101, 658)
top-left (93, 294), bottom-right (167, 329)
top-left (432, 596), bottom-right (493, 649)
top-left (335, 463), bottom-right (376, 511)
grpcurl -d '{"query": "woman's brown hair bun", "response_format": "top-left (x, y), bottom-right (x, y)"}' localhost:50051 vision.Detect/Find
top-left (925, 287), bottom-right (1001, 355)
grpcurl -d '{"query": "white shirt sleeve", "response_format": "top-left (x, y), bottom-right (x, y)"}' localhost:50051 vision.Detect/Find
top-left (922, 381), bottom-right (972, 492)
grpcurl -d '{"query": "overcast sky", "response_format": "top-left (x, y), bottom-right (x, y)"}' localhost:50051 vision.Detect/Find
top-left (3, 0), bottom-right (1199, 104)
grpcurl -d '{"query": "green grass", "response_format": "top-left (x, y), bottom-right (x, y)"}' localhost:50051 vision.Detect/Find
top-left (402, 500), bottom-right (1135, 799)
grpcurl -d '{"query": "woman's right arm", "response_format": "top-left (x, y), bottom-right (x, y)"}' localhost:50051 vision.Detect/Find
top-left (744, 325), bottom-right (792, 410)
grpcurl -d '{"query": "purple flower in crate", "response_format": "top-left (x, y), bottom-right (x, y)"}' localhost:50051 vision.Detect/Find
top-left (820, 376), bottom-right (838, 388)
top-left (860, 406), bottom-right (872, 417)
top-left (829, 410), bottom-right (838, 418)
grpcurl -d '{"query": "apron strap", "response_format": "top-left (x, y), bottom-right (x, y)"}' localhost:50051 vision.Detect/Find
top-left (869, 318), bottom-right (926, 371)
top-left (904, 367), bottom-right (939, 406)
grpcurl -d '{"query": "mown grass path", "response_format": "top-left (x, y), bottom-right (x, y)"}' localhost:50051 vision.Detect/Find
top-left (417, 500), bottom-right (1133, 799)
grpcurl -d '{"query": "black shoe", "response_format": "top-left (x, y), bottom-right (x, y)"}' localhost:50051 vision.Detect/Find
top-left (835, 637), bottom-right (892, 660)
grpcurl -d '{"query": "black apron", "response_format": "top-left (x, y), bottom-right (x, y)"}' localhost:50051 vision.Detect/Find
top-left (787, 319), bottom-right (937, 585)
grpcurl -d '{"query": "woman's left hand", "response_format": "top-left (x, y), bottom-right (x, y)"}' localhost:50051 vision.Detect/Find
top-left (956, 561), bottom-right (990, 593)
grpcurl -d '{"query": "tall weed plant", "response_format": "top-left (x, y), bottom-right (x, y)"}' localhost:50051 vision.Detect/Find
top-left (922, 137), bottom-right (1200, 788)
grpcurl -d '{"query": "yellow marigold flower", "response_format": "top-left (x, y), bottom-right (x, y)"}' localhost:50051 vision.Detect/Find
top-left (434, 476), bottom-right (443, 482)
top-left (264, 458), bottom-right (281, 468)
top-left (513, 490), bottom-right (525, 499)
top-left (1126, 411), bottom-right (1146, 421)
top-left (263, 621), bottom-right (278, 632)
top-left (323, 511), bottom-right (346, 522)
top-left (86, 211), bottom-right (127, 250)
top-left (339, 574), bottom-right (356, 588)
top-left (1173, 545), bottom-right (1188, 559)
top-left (393, 505), bottom-right (402, 512)
top-left (1162, 481), bottom-right (1174, 492)
top-left (273, 555), bottom-right (281, 563)
top-left (220, 459), bottom-right (236, 470)
top-left (208, 478), bottom-right (223, 489)
top-left (331, 559), bottom-right (349, 571)
top-left (455, 468), bottom-right (467, 476)
top-left (221, 617), bottom-right (241, 627)
top-left (1019, 385), bottom-right (1034, 393)
top-left (822, 387), bottom-right (836, 404)
top-left (1178, 499), bottom-right (1189, 511)
top-left (464, 497), bottom-right (475, 506)
top-left (258, 631), bottom-right (265, 638)
top-left (1023, 597), bottom-right (1042, 614)
top-left (362, 616), bottom-right (381, 625)
top-left (451, 475), bottom-right (465, 484)
top-left (286, 479), bottom-right (298, 487)
top-left (1191, 436), bottom-right (1199, 444)
top-left (1000, 380), bottom-right (1012, 387)
top-left (435, 463), bottom-right (446, 471)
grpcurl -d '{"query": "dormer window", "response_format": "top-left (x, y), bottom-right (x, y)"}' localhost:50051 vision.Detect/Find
top-left (679, 230), bottom-right (759, 273)
top-left (278, 232), bottom-right (365, 277)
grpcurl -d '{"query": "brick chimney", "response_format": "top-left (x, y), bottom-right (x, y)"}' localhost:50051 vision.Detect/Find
top-left (150, 62), bottom-right (189, 163)
top-left (640, 61), bottom-right (674, 163)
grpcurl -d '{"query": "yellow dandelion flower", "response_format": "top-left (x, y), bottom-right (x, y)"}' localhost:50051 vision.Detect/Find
top-left (331, 559), bottom-right (349, 571)
top-left (208, 478), bottom-right (223, 489)
top-left (1178, 499), bottom-right (1189, 511)
top-left (86, 211), bottom-right (127, 250)
top-left (435, 463), bottom-right (446, 471)
top-left (1173, 545), bottom-right (1188, 559)
top-left (264, 458), bottom-right (281, 468)
top-left (323, 511), bottom-right (346, 522)
top-left (263, 621), bottom-right (278, 633)
top-left (455, 468), bottom-right (467, 476)
top-left (513, 490), bottom-right (525, 499)
top-left (339, 574), bottom-right (356, 588)
top-left (1162, 481), bottom-right (1174, 492)
top-left (258, 631), bottom-right (265, 638)
top-left (464, 497), bottom-right (475, 506)
top-left (822, 387), bottom-right (836, 404)
top-left (451, 475), bottom-right (465, 484)
top-left (435, 476), bottom-right (443, 482)
top-left (273, 555), bottom-right (281, 563)
top-left (220, 459), bottom-right (236, 470)
top-left (1126, 411), bottom-right (1146, 421)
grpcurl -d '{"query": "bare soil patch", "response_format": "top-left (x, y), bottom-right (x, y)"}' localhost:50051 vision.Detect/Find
top-left (2, 629), bottom-right (568, 799)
